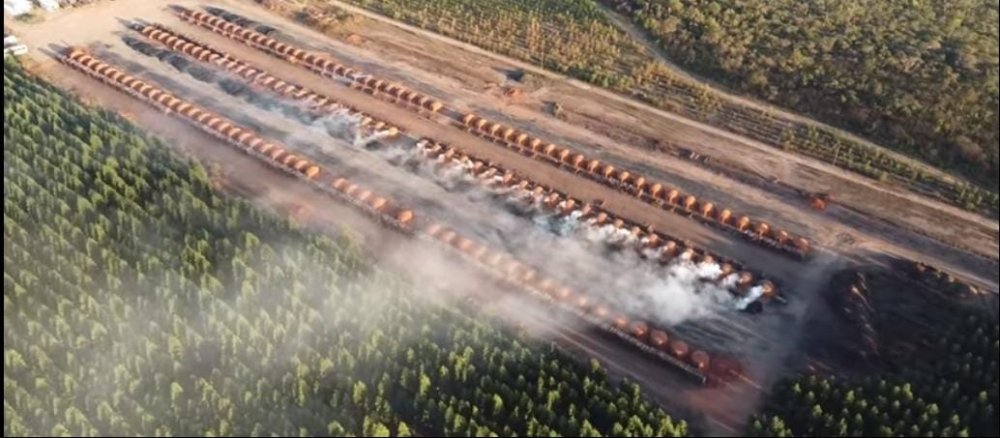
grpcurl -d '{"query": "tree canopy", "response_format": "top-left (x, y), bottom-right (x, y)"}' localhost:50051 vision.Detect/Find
top-left (749, 281), bottom-right (998, 438)
top-left (614, 0), bottom-right (999, 190)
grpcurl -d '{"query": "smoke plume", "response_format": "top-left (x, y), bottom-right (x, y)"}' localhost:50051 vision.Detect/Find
top-left (118, 36), bottom-right (764, 330)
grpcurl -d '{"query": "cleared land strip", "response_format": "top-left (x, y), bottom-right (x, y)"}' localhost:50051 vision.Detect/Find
top-left (177, 6), bottom-right (812, 261)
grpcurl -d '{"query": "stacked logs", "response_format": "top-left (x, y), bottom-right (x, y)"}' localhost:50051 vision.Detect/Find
top-left (899, 260), bottom-right (988, 298)
top-left (135, 23), bottom-right (399, 137)
top-left (175, 6), bottom-right (444, 113)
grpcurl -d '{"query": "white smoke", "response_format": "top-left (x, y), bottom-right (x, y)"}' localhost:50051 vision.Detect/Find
top-left (721, 273), bottom-right (740, 289)
top-left (640, 245), bottom-right (662, 260)
top-left (320, 109), bottom-right (361, 137)
top-left (123, 33), bottom-right (768, 329)
top-left (431, 164), bottom-right (470, 190)
top-left (734, 286), bottom-right (765, 310)
top-left (521, 205), bottom-right (765, 326)
top-left (549, 209), bottom-right (583, 236)
top-left (354, 138), bottom-right (770, 326)
top-left (583, 223), bottom-right (620, 243)
top-left (695, 261), bottom-right (723, 280)
top-left (608, 259), bottom-right (739, 326)
top-left (379, 145), bottom-right (413, 164)
top-left (312, 107), bottom-right (396, 147)
top-left (354, 128), bottom-right (397, 147)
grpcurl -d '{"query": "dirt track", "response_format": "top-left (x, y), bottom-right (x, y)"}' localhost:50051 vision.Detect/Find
top-left (4, 1), bottom-right (996, 435)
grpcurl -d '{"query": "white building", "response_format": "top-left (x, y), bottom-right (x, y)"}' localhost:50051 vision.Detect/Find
top-left (4, 0), bottom-right (33, 16)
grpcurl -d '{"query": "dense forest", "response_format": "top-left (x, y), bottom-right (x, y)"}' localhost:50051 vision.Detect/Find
top-left (609, 0), bottom-right (999, 192)
top-left (325, 0), bottom-right (998, 214)
top-left (747, 270), bottom-right (999, 437)
top-left (339, 0), bottom-right (647, 88)
top-left (2, 60), bottom-right (688, 437)
top-left (749, 314), bottom-right (997, 437)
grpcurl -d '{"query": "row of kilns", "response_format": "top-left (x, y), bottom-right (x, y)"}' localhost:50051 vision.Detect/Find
top-left (414, 140), bottom-right (775, 298)
top-left (420, 221), bottom-right (715, 377)
top-left (61, 48), bottom-right (419, 233)
top-left (175, 7), bottom-right (444, 113)
top-left (173, 5), bottom-right (806, 260)
top-left (416, 140), bottom-right (576, 212)
top-left (459, 113), bottom-right (812, 259)
top-left (136, 24), bottom-right (400, 137)
top-left (61, 47), bottom-right (723, 380)
top-left (174, 6), bottom-right (807, 260)
top-left (60, 48), bottom-right (323, 180)
top-left (329, 178), bottom-right (416, 231)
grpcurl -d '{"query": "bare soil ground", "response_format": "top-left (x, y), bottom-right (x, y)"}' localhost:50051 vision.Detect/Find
top-left (285, 0), bottom-right (999, 281)
top-left (4, 1), bottom-right (996, 435)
